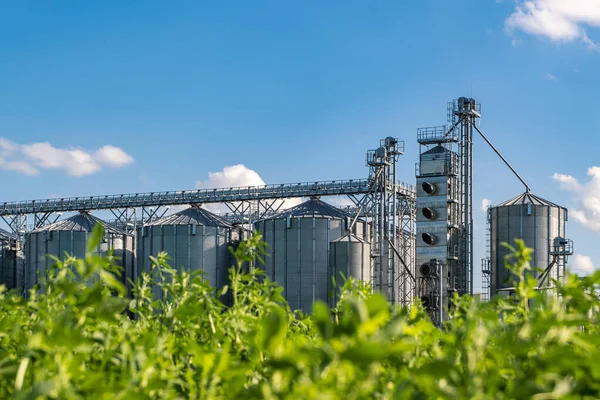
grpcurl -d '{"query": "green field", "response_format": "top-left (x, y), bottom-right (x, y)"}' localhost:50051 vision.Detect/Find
top-left (1, 225), bottom-right (599, 399)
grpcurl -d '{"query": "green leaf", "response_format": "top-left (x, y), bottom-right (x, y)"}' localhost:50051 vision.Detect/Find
top-left (255, 305), bottom-right (288, 352)
top-left (312, 301), bottom-right (333, 340)
top-left (99, 269), bottom-right (126, 296)
top-left (87, 223), bottom-right (105, 254)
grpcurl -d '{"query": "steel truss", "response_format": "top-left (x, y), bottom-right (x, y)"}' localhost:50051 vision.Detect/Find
top-left (361, 137), bottom-right (416, 308)
top-left (448, 98), bottom-right (481, 296)
top-left (1, 145), bottom-right (417, 307)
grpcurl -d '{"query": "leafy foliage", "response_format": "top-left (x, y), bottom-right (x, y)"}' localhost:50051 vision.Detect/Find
top-left (0, 227), bottom-right (599, 399)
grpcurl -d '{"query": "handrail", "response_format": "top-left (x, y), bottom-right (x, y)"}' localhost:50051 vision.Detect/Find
top-left (0, 178), bottom-right (415, 216)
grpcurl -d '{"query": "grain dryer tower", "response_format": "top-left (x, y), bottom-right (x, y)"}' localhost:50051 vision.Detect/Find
top-left (415, 136), bottom-right (461, 324)
top-left (415, 97), bottom-right (480, 324)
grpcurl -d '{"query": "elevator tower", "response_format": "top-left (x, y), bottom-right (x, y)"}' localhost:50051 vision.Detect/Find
top-left (416, 97), bottom-right (480, 324)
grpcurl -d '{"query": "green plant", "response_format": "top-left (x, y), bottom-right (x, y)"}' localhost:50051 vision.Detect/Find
top-left (0, 228), bottom-right (599, 399)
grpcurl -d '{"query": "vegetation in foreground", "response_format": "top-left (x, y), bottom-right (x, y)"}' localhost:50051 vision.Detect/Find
top-left (0, 225), bottom-right (599, 399)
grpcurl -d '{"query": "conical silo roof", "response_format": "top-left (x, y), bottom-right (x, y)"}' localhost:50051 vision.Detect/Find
top-left (495, 192), bottom-right (564, 208)
top-left (421, 144), bottom-right (449, 155)
top-left (146, 205), bottom-right (233, 227)
top-left (265, 197), bottom-right (354, 220)
top-left (31, 211), bottom-right (125, 234)
top-left (331, 233), bottom-right (368, 244)
top-left (0, 227), bottom-right (16, 241)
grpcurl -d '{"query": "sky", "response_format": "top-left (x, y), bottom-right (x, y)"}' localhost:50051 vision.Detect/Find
top-left (1, 0), bottom-right (599, 287)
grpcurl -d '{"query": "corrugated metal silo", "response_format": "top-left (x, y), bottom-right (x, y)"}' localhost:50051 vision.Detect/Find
top-left (253, 197), bottom-right (367, 313)
top-left (328, 233), bottom-right (371, 307)
top-left (24, 211), bottom-right (134, 293)
top-left (489, 192), bottom-right (567, 295)
top-left (0, 228), bottom-right (21, 291)
top-left (136, 205), bottom-right (234, 299)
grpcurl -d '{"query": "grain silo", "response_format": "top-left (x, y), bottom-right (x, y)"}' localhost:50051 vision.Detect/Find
top-left (253, 196), bottom-right (368, 313)
top-left (24, 211), bottom-right (134, 293)
top-left (0, 228), bottom-right (21, 291)
top-left (328, 233), bottom-right (371, 307)
top-left (489, 192), bottom-right (568, 295)
top-left (136, 205), bottom-right (235, 299)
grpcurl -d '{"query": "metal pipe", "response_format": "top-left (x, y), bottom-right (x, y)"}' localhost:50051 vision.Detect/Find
top-left (537, 256), bottom-right (558, 288)
top-left (444, 119), bottom-right (462, 138)
top-left (384, 234), bottom-right (415, 283)
top-left (472, 124), bottom-right (531, 193)
top-left (496, 256), bottom-right (558, 293)
top-left (439, 260), bottom-right (443, 322)
top-left (348, 168), bottom-right (384, 231)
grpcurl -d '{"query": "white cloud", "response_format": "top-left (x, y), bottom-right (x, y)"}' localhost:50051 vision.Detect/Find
top-left (0, 138), bottom-right (134, 177)
top-left (552, 167), bottom-right (600, 231)
top-left (504, 0), bottom-right (600, 50)
top-left (0, 158), bottom-right (39, 176)
top-left (195, 164), bottom-right (302, 214)
top-left (94, 145), bottom-right (135, 167)
top-left (569, 254), bottom-right (596, 275)
top-left (481, 198), bottom-right (492, 212)
top-left (544, 72), bottom-right (559, 82)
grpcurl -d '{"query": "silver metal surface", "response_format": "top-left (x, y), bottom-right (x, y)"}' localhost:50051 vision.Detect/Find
top-left (24, 212), bottom-right (134, 294)
top-left (136, 205), bottom-right (234, 300)
top-left (364, 137), bottom-right (415, 307)
top-left (415, 97), bottom-right (482, 325)
top-left (254, 198), bottom-right (367, 313)
top-left (415, 144), bottom-right (460, 325)
top-left (0, 229), bottom-right (22, 290)
top-left (489, 192), bottom-right (567, 296)
top-left (328, 234), bottom-right (371, 307)
top-left (0, 179), bottom-right (415, 216)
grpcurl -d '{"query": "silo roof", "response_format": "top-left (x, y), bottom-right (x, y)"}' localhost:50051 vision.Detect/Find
top-left (0, 227), bottom-right (16, 241)
top-left (31, 212), bottom-right (126, 234)
top-left (331, 233), bottom-right (368, 243)
top-left (495, 192), bottom-right (564, 208)
top-left (421, 145), bottom-right (449, 155)
top-left (265, 198), bottom-right (354, 220)
top-left (147, 205), bottom-right (233, 227)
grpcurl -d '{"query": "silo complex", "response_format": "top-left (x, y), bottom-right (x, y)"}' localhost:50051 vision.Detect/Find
top-left (24, 211), bottom-right (134, 293)
top-left (136, 205), bottom-right (234, 298)
top-left (489, 192), bottom-right (567, 294)
top-left (253, 197), bottom-right (369, 313)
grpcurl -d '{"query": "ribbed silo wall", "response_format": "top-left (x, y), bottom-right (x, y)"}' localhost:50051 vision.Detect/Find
top-left (0, 244), bottom-right (19, 290)
top-left (136, 224), bottom-right (232, 299)
top-left (490, 204), bottom-right (566, 294)
top-left (328, 236), bottom-right (371, 307)
top-left (24, 230), bottom-right (134, 293)
top-left (254, 217), bottom-right (365, 313)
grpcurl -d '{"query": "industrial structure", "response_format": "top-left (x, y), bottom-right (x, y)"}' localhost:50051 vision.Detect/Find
top-left (414, 97), bottom-right (572, 325)
top-left (415, 98), bottom-right (480, 324)
top-left (0, 228), bottom-right (21, 290)
top-left (0, 97), bottom-right (574, 321)
top-left (0, 135), bottom-right (416, 308)
top-left (483, 192), bottom-right (572, 298)
top-left (329, 233), bottom-right (371, 307)
top-left (136, 205), bottom-right (238, 302)
top-left (24, 211), bottom-right (134, 294)
top-left (253, 197), bottom-right (369, 312)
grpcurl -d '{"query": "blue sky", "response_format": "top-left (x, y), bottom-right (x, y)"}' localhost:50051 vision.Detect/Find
top-left (1, 0), bottom-right (599, 284)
